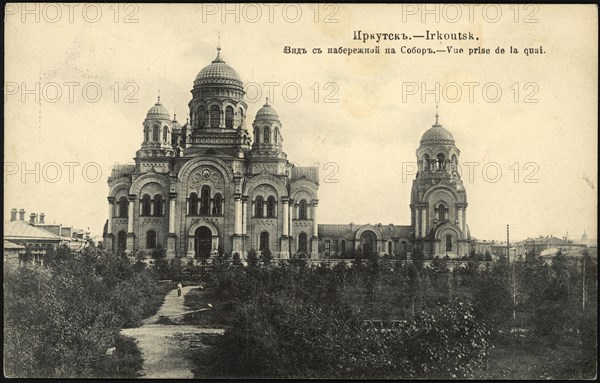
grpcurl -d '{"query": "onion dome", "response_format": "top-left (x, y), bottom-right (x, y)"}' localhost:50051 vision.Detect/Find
top-left (193, 47), bottom-right (243, 89)
top-left (146, 96), bottom-right (170, 119)
top-left (420, 108), bottom-right (455, 145)
top-left (255, 98), bottom-right (279, 121)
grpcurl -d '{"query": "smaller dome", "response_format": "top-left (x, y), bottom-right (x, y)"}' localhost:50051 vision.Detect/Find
top-left (172, 114), bottom-right (182, 131)
top-left (255, 98), bottom-right (279, 121)
top-left (147, 97), bottom-right (170, 119)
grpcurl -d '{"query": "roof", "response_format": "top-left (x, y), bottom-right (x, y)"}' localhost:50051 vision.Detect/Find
top-left (110, 164), bottom-right (136, 179)
top-left (318, 224), bottom-right (412, 240)
top-left (4, 240), bottom-right (25, 250)
top-left (255, 100), bottom-right (279, 120)
top-left (147, 98), bottom-right (170, 119)
top-left (4, 220), bottom-right (62, 242)
top-left (194, 49), bottom-right (243, 89)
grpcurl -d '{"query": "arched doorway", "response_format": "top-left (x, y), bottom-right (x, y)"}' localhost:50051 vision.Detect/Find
top-left (194, 226), bottom-right (212, 258)
top-left (360, 230), bottom-right (377, 256)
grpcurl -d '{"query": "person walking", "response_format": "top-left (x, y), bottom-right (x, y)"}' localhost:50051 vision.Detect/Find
top-left (177, 282), bottom-right (183, 297)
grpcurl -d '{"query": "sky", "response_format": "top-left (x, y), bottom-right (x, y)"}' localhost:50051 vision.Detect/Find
top-left (4, 4), bottom-right (597, 242)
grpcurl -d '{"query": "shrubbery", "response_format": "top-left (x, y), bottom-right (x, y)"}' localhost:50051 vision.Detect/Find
top-left (4, 246), bottom-right (170, 378)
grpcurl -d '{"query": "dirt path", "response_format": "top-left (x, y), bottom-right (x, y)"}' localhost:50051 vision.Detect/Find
top-left (120, 285), bottom-right (224, 378)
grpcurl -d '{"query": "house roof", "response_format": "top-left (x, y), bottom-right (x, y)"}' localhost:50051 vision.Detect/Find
top-left (4, 220), bottom-right (62, 242)
top-left (4, 240), bottom-right (25, 249)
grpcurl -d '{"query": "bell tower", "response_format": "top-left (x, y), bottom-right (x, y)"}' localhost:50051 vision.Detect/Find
top-left (410, 106), bottom-right (470, 258)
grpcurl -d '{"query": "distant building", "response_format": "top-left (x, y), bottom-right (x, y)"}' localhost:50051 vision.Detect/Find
top-left (318, 224), bottom-right (412, 257)
top-left (4, 209), bottom-right (62, 265)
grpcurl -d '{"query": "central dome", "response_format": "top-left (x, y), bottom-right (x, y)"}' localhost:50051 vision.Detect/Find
top-left (193, 48), bottom-right (243, 89)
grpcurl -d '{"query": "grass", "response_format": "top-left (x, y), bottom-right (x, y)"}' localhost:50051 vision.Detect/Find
top-left (181, 287), bottom-right (236, 327)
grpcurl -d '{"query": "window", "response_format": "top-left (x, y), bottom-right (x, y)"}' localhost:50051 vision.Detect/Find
top-left (260, 231), bottom-right (269, 250)
top-left (213, 194), bottom-right (223, 215)
top-left (198, 106), bottom-right (206, 128)
top-left (141, 195), bottom-right (152, 216)
top-left (274, 127), bottom-right (279, 144)
top-left (438, 204), bottom-right (447, 221)
top-left (437, 153), bottom-right (445, 170)
top-left (200, 186), bottom-right (210, 215)
top-left (263, 126), bottom-right (270, 144)
top-left (162, 127), bottom-right (168, 142)
top-left (152, 125), bottom-right (159, 141)
top-left (117, 197), bottom-right (128, 218)
top-left (117, 231), bottom-right (127, 252)
top-left (154, 195), bottom-right (163, 216)
top-left (267, 196), bottom-right (276, 217)
top-left (401, 241), bottom-right (407, 253)
top-left (210, 105), bottom-right (220, 128)
top-left (255, 196), bottom-right (264, 217)
top-left (145, 127), bottom-right (149, 142)
top-left (340, 240), bottom-right (346, 253)
top-left (325, 240), bottom-right (330, 256)
top-left (254, 127), bottom-right (259, 144)
top-left (147, 230), bottom-right (157, 249)
top-left (225, 106), bottom-right (234, 129)
top-left (298, 200), bottom-right (308, 220)
top-left (298, 232), bottom-right (307, 253)
top-left (388, 241), bottom-right (393, 255)
top-left (445, 235), bottom-right (453, 252)
top-left (423, 154), bottom-right (430, 170)
top-left (189, 193), bottom-right (198, 215)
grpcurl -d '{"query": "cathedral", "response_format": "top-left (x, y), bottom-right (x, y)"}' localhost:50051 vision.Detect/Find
top-left (103, 46), bottom-right (471, 260)
top-left (104, 46), bottom-right (319, 259)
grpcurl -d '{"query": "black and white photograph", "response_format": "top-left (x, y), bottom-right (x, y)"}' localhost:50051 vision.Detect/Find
top-left (4, 3), bottom-right (597, 379)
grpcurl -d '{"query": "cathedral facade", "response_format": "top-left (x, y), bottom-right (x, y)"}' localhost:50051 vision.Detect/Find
top-left (104, 47), bottom-right (319, 259)
top-left (103, 47), bottom-right (471, 260)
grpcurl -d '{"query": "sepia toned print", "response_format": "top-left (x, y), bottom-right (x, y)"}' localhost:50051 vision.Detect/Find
top-left (4, 3), bottom-right (597, 379)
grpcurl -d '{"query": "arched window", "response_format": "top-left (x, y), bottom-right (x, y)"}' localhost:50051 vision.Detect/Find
top-left (340, 240), bottom-right (346, 253)
top-left (200, 186), bottom-right (210, 215)
top-left (445, 235), bottom-right (453, 252)
top-left (267, 196), bottom-right (276, 218)
top-left (437, 153), bottom-right (445, 170)
top-left (147, 230), bottom-right (157, 249)
top-left (388, 241), bottom-right (393, 255)
top-left (117, 197), bottom-right (128, 218)
top-left (152, 125), bottom-right (159, 141)
top-left (189, 193), bottom-right (198, 215)
top-left (225, 106), bottom-right (234, 129)
top-left (274, 127), bottom-right (279, 144)
top-left (298, 232), bottom-right (308, 253)
top-left (239, 108), bottom-right (244, 124)
top-left (438, 204), bottom-right (447, 221)
top-left (213, 194), bottom-right (223, 215)
top-left (401, 241), bottom-right (407, 253)
top-left (254, 127), bottom-right (259, 144)
top-left (325, 240), bottom-right (331, 255)
top-left (210, 105), bottom-right (220, 128)
top-left (141, 195), bottom-right (152, 216)
top-left (255, 196), bottom-right (264, 217)
top-left (260, 231), bottom-right (269, 250)
top-left (298, 200), bottom-right (308, 220)
top-left (423, 154), bottom-right (430, 171)
top-left (263, 126), bottom-right (271, 144)
top-left (145, 127), bottom-right (149, 142)
top-left (162, 127), bottom-right (168, 142)
top-left (154, 195), bottom-right (164, 216)
top-left (198, 106), bottom-right (206, 128)
top-left (117, 230), bottom-right (127, 252)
